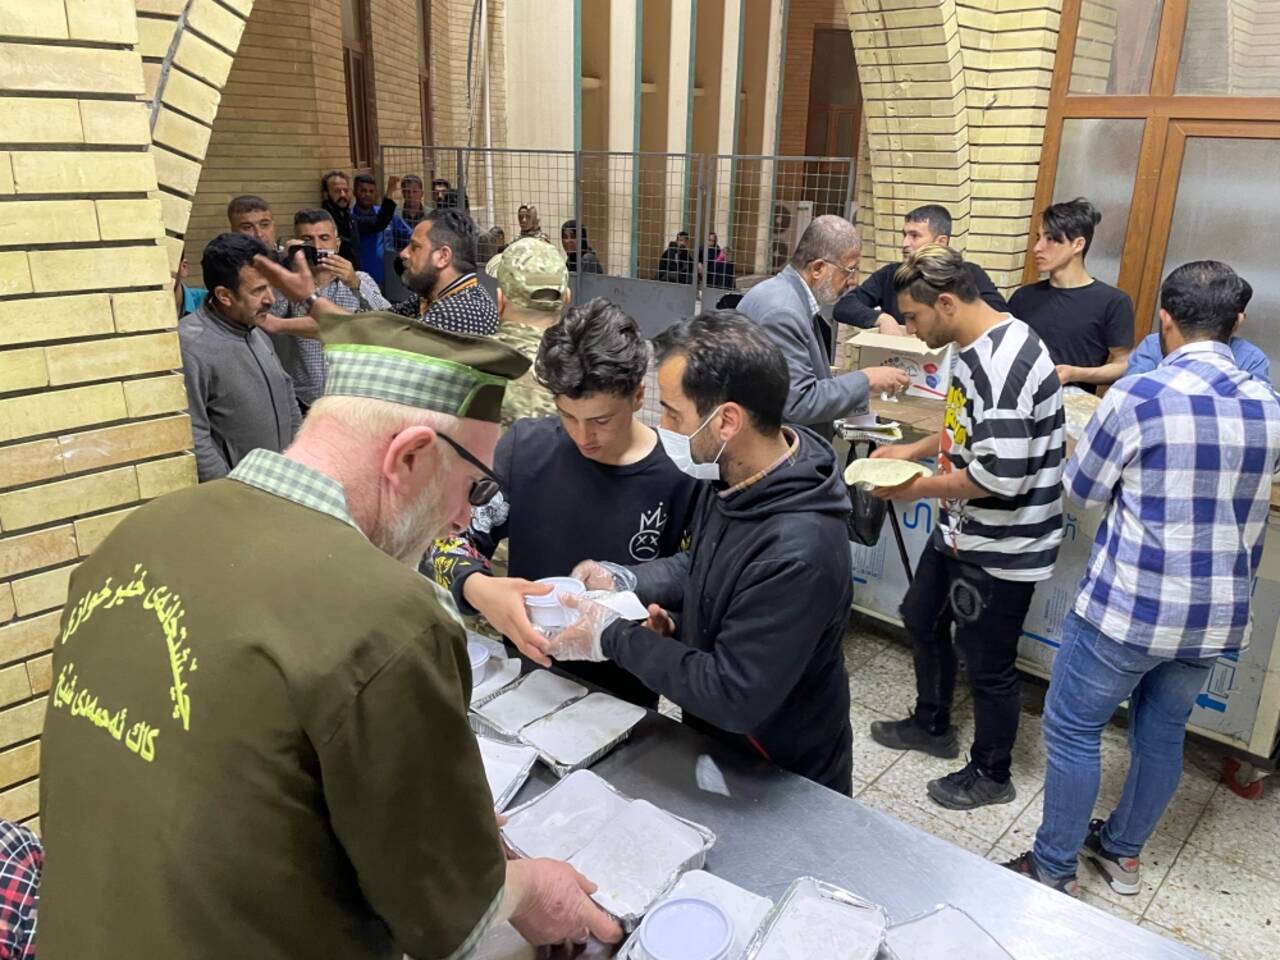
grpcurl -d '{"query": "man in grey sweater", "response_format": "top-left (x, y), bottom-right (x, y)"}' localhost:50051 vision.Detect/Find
top-left (739, 215), bottom-right (908, 441)
top-left (180, 233), bottom-right (301, 481)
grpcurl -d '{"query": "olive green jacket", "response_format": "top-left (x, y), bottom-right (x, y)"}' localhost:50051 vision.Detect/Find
top-left (37, 457), bottom-right (504, 960)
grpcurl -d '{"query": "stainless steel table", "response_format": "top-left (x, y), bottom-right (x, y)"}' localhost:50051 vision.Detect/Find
top-left (510, 712), bottom-right (1205, 959)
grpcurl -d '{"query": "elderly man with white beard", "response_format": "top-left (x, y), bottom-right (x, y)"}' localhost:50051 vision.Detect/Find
top-left (737, 214), bottom-right (909, 442)
top-left (36, 307), bottom-right (621, 959)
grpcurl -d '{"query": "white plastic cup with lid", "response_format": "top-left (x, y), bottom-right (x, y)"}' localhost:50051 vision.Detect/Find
top-left (524, 576), bottom-right (587, 629)
top-left (636, 897), bottom-right (733, 960)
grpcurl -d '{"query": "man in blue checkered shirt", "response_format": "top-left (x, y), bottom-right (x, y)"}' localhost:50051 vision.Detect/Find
top-left (1006, 261), bottom-right (1280, 898)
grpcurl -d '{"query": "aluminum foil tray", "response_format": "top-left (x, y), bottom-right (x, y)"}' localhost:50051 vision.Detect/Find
top-left (618, 870), bottom-right (774, 960)
top-left (743, 877), bottom-right (887, 960)
top-left (471, 668), bottom-right (587, 737)
top-left (476, 733), bottom-right (539, 813)
top-left (568, 799), bottom-right (710, 925)
top-left (469, 655), bottom-right (522, 707)
top-left (520, 692), bottom-right (647, 778)
top-left (501, 769), bottom-right (717, 931)
top-left (882, 904), bottom-right (1013, 960)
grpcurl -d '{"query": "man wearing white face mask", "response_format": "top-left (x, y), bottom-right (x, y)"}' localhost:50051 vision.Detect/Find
top-left (540, 311), bottom-right (857, 794)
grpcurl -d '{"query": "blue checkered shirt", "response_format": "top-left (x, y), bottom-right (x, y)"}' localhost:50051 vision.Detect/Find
top-left (1066, 340), bottom-right (1280, 658)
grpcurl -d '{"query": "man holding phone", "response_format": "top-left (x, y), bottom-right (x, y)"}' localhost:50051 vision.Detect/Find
top-left (273, 209), bottom-right (391, 409)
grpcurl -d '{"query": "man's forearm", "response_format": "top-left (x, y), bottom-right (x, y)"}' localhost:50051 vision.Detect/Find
top-left (1070, 361), bottom-right (1127, 386)
top-left (1066, 348), bottom-right (1132, 387)
top-left (909, 467), bottom-right (987, 502)
top-left (266, 315), bottom-right (322, 338)
top-left (900, 431), bottom-right (943, 462)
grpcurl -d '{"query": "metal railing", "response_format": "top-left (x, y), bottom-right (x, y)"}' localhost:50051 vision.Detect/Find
top-left (381, 145), bottom-right (857, 331)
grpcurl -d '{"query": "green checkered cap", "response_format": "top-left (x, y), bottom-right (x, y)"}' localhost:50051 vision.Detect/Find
top-left (317, 311), bottom-right (531, 423)
top-left (485, 237), bottom-right (568, 311)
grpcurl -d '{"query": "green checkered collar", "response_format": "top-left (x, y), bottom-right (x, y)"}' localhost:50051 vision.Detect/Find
top-left (228, 449), bottom-right (361, 533)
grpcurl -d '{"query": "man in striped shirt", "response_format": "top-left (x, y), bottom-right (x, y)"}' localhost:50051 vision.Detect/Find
top-left (1005, 261), bottom-right (1280, 896)
top-left (867, 244), bottom-right (1065, 811)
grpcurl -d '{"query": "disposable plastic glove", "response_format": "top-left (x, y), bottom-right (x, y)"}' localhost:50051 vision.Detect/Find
top-left (570, 559), bottom-right (638, 593)
top-left (543, 594), bottom-right (620, 662)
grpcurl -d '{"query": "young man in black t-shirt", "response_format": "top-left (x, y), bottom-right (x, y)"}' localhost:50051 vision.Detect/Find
top-left (1009, 198), bottom-right (1134, 394)
top-left (833, 204), bottom-right (1008, 335)
top-left (427, 298), bottom-right (697, 706)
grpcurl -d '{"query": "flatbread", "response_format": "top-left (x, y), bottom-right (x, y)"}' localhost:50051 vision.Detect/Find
top-left (843, 458), bottom-right (932, 489)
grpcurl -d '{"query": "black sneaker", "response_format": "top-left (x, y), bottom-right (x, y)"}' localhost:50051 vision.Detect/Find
top-left (1081, 819), bottom-right (1141, 896)
top-left (869, 717), bottom-right (960, 759)
top-left (1002, 851), bottom-right (1079, 897)
top-left (926, 761), bottom-right (1016, 810)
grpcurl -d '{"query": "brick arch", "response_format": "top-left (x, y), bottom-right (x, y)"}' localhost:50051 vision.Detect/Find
top-left (0, 0), bottom-right (254, 828)
top-left (844, 0), bottom-right (1064, 292)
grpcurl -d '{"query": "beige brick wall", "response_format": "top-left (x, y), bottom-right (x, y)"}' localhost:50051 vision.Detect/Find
top-left (845, 0), bottom-right (1063, 292)
top-left (368, 0), bottom-right (424, 148)
top-left (779, 0), bottom-right (847, 157)
top-left (0, 0), bottom-right (253, 831)
top-left (184, 0), bottom-right (350, 284)
top-left (183, 0), bottom-right (498, 282)
top-left (427, 0), bottom-right (508, 151)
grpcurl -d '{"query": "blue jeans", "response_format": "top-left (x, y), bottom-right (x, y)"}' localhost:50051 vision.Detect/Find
top-left (1033, 610), bottom-right (1216, 879)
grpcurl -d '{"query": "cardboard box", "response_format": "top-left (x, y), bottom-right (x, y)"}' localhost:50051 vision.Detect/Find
top-left (852, 331), bottom-right (952, 400)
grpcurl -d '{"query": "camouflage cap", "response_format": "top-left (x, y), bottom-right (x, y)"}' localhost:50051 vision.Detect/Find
top-left (485, 237), bottom-right (569, 311)
top-left (316, 311), bottom-right (531, 423)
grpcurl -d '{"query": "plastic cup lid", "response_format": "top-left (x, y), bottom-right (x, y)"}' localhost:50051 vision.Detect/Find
top-left (526, 576), bottom-right (586, 606)
top-left (467, 641), bottom-right (491, 672)
top-left (638, 897), bottom-right (732, 960)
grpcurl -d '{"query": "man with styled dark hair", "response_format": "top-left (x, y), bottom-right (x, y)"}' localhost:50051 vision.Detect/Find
top-left (834, 203), bottom-right (1007, 335)
top-left (1005, 261), bottom-right (1280, 897)
top-left (867, 243), bottom-right (1065, 811)
top-left (179, 233), bottom-right (301, 481)
top-left (320, 169), bottom-right (400, 272)
top-left (538, 311), bottom-right (857, 793)
top-left (392, 208), bottom-right (500, 335)
top-left (250, 208), bottom-right (501, 347)
top-left (428, 297), bottom-right (697, 706)
top-left (1122, 276), bottom-right (1270, 385)
top-left (1010, 197), bottom-right (1135, 393)
top-left (738, 214), bottom-right (909, 441)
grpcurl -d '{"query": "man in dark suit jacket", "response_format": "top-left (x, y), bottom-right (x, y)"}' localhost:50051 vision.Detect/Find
top-left (738, 215), bottom-right (909, 442)
top-left (834, 204), bottom-right (1008, 335)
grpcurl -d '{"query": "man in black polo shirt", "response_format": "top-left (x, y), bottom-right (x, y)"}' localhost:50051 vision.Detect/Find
top-left (1009, 197), bottom-right (1134, 394)
top-left (834, 204), bottom-right (1008, 335)
top-left (428, 298), bottom-right (697, 707)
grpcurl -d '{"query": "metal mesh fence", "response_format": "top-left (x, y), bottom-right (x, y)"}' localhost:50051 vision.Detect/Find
top-left (381, 145), bottom-right (856, 297)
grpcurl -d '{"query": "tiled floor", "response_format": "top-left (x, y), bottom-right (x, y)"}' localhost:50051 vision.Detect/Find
top-left (840, 614), bottom-right (1278, 960)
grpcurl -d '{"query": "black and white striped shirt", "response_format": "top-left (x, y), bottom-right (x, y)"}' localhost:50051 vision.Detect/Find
top-left (933, 316), bottom-right (1065, 581)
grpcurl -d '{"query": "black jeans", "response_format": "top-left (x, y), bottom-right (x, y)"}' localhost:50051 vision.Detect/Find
top-left (900, 544), bottom-right (1036, 783)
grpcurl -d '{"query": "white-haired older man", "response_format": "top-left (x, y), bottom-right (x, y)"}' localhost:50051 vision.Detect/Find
top-left (37, 301), bottom-right (621, 958)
